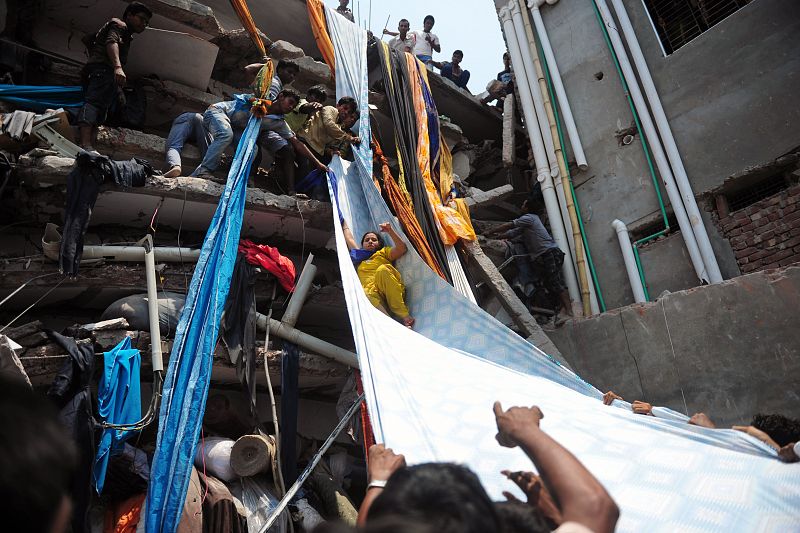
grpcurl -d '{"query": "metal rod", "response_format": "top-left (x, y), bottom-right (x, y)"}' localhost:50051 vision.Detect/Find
top-left (381, 14), bottom-right (391, 40)
top-left (281, 254), bottom-right (316, 328)
top-left (258, 393), bottom-right (366, 533)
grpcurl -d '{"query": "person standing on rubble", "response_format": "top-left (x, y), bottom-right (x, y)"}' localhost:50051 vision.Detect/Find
top-left (191, 88), bottom-right (327, 195)
top-left (384, 19), bottom-right (416, 55)
top-left (486, 199), bottom-right (573, 325)
top-left (410, 15), bottom-right (441, 66)
top-left (336, 0), bottom-right (356, 23)
top-left (76, 2), bottom-right (152, 152)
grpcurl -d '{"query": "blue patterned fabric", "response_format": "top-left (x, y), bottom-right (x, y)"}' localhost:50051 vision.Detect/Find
top-left (146, 112), bottom-right (261, 533)
top-left (324, 6), bottom-right (800, 532)
top-left (93, 337), bottom-right (141, 494)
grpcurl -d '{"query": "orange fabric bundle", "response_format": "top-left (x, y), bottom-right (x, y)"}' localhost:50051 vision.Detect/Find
top-left (306, 0), bottom-right (336, 73)
top-left (404, 54), bottom-right (476, 246)
top-left (373, 137), bottom-right (448, 280)
top-left (228, 0), bottom-right (267, 58)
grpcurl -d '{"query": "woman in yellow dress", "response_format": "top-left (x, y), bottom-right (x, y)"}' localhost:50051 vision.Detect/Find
top-left (342, 220), bottom-right (416, 329)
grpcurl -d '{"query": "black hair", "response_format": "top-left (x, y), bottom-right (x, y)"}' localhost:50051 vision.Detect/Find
top-left (0, 378), bottom-right (78, 533)
top-left (494, 501), bottom-right (551, 533)
top-left (307, 84), bottom-right (328, 102)
top-left (751, 413), bottom-right (800, 447)
top-left (399, 18), bottom-right (410, 25)
top-left (337, 96), bottom-right (358, 114)
top-left (277, 59), bottom-right (300, 73)
top-left (503, 52), bottom-right (510, 60)
top-left (361, 231), bottom-right (385, 249)
top-left (424, 15), bottom-right (435, 24)
top-left (278, 87), bottom-right (301, 103)
top-left (453, 50), bottom-right (464, 57)
top-left (368, 463), bottom-right (501, 533)
top-left (124, 1), bottom-right (153, 19)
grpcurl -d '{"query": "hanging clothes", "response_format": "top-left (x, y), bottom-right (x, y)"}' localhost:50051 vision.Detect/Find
top-left (46, 330), bottom-right (96, 533)
top-left (199, 474), bottom-right (248, 533)
top-left (93, 337), bottom-right (142, 494)
top-left (60, 150), bottom-right (152, 275)
top-left (280, 341), bottom-right (300, 487)
top-left (238, 239), bottom-right (296, 293)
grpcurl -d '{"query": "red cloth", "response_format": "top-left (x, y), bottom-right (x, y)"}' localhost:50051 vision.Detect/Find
top-left (238, 240), bottom-right (296, 293)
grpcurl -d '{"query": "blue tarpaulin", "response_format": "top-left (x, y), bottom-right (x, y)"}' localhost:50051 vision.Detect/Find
top-left (93, 337), bottom-right (141, 494)
top-left (145, 112), bottom-right (261, 533)
top-left (0, 84), bottom-right (83, 112)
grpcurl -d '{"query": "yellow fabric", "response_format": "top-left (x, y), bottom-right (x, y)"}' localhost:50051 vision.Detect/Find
top-left (307, 0), bottom-right (336, 73)
top-left (438, 139), bottom-right (455, 200)
top-left (297, 105), bottom-right (353, 155)
top-left (229, 0), bottom-right (267, 58)
top-left (404, 54), bottom-right (476, 245)
top-left (357, 247), bottom-right (410, 318)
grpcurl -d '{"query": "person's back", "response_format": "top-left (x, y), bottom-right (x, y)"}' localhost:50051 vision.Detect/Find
top-left (511, 213), bottom-right (558, 260)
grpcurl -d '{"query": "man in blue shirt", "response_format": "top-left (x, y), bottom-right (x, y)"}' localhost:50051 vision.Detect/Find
top-left (487, 199), bottom-right (573, 322)
top-left (433, 50), bottom-right (471, 90)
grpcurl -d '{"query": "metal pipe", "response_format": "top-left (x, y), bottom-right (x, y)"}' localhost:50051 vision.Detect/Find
top-left (608, 0), bottom-right (723, 284)
top-left (281, 254), bottom-right (317, 328)
top-left (592, 0), bottom-right (709, 284)
top-left (81, 245), bottom-right (201, 262)
top-left (509, 1), bottom-right (558, 177)
top-left (142, 236), bottom-right (164, 372)
top-left (499, 5), bottom-right (582, 307)
top-left (611, 219), bottom-right (647, 303)
top-left (526, 0), bottom-right (588, 170)
top-left (255, 312), bottom-right (358, 368)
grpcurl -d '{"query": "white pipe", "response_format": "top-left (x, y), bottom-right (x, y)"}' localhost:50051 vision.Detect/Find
top-left (527, 0), bottom-right (588, 170)
top-left (281, 254), bottom-right (316, 328)
top-left (509, 0), bottom-right (558, 177)
top-left (611, 219), bottom-right (647, 303)
top-left (255, 312), bottom-right (358, 368)
top-left (142, 236), bottom-right (164, 372)
top-left (499, 5), bottom-right (581, 305)
top-left (593, 0), bottom-right (709, 284)
top-left (81, 245), bottom-right (201, 262)
top-left (608, 0), bottom-right (723, 284)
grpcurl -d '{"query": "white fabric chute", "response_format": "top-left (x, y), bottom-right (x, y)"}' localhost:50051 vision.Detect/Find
top-left (323, 7), bottom-right (800, 533)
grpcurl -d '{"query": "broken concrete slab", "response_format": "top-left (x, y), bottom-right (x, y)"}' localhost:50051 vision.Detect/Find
top-left (270, 40), bottom-right (305, 60)
top-left (96, 126), bottom-right (203, 167)
top-left (138, 0), bottom-right (224, 37)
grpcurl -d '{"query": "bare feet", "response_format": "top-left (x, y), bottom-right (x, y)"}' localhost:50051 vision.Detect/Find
top-left (402, 316), bottom-right (415, 329)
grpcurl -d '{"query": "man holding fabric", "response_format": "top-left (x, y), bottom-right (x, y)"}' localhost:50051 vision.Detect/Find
top-left (192, 88), bottom-right (327, 196)
top-left (76, 2), bottom-right (152, 151)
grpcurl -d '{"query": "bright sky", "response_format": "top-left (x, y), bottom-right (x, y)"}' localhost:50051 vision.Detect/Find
top-left (323, 0), bottom-right (508, 94)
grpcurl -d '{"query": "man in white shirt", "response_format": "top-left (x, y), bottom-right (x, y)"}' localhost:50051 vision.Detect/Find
top-left (384, 19), bottom-right (415, 54)
top-left (410, 15), bottom-right (440, 65)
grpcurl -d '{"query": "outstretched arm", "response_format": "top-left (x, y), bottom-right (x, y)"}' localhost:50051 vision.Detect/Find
top-left (357, 444), bottom-right (406, 527)
top-left (381, 222), bottom-right (407, 261)
top-left (383, 29), bottom-right (399, 37)
top-left (289, 137), bottom-right (328, 172)
top-left (485, 221), bottom-right (515, 236)
top-left (493, 402), bottom-right (619, 533)
top-left (342, 220), bottom-right (358, 251)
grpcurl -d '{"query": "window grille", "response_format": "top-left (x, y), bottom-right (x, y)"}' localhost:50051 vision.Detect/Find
top-left (641, 0), bottom-right (753, 54)
top-left (727, 174), bottom-right (789, 212)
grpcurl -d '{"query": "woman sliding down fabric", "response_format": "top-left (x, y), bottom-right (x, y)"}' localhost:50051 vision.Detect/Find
top-left (342, 220), bottom-right (416, 329)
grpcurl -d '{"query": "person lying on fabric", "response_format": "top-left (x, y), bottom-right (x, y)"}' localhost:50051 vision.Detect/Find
top-left (354, 403), bottom-right (619, 533)
top-left (603, 391), bottom-right (800, 462)
top-left (342, 220), bottom-right (415, 329)
top-left (76, 2), bottom-right (151, 152)
top-left (190, 88), bottom-right (327, 195)
top-left (431, 50), bottom-right (471, 90)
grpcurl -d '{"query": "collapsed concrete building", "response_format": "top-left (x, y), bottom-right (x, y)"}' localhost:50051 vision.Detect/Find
top-left (0, 0), bottom-right (798, 530)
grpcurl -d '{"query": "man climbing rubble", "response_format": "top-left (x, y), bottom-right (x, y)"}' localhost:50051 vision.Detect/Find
top-left (76, 2), bottom-right (152, 152)
top-left (191, 88), bottom-right (328, 196)
top-left (486, 199), bottom-right (573, 325)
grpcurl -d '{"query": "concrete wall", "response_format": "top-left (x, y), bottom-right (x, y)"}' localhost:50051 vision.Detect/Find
top-left (530, 0), bottom-right (800, 309)
top-left (548, 265), bottom-right (800, 427)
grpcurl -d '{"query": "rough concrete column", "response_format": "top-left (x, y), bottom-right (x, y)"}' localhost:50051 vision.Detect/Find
top-left (502, 96), bottom-right (515, 167)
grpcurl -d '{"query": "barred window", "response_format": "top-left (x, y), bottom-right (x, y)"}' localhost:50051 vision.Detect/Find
top-left (641, 0), bottom-right (753, 54)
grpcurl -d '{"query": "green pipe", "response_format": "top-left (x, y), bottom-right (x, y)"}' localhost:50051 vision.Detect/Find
top-left (591, 0), bottom-right (670, 301)
top-left (535, 30), bottom-right (607, 312)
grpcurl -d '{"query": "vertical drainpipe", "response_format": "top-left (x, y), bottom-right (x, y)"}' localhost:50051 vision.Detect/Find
top-left (498, 4), bottom-right (583, 309)
top-left (612, 219), bottom-right (648, 303)
top-left (609, 0), bottom-right (724, 284)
